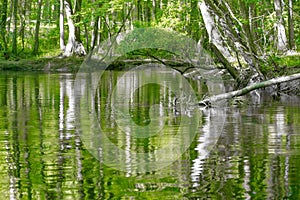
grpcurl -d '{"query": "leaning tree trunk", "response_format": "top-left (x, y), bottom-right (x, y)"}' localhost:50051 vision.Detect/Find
top-left (199, 0), bottom-right (300, 104)
top-left (199, 1), bottom-right (264, 88)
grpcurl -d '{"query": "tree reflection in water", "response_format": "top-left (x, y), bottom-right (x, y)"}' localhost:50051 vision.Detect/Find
top-left (0, 72), bottom-right (299, 199)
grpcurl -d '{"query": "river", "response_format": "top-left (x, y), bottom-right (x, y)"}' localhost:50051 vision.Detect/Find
top-left (0, 71), bottom-right (299, 199)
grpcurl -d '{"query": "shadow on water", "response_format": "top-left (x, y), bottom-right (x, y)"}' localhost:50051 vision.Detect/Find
top-left (0, 71), bottom-right (299, 199)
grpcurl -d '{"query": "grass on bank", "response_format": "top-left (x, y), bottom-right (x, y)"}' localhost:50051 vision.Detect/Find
top-left (0, 47), bottom-right (84, 72)
top-left (0, 56), bottom-right (84, 72)
top-left (0, 45), bottom-right (299, 74)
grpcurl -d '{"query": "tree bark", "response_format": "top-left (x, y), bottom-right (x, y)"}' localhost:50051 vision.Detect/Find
top-left (199, 2), bottom-right (237, 71)
top-left (96, 17), bottom-right (101, 46)
top-left (274, 0), bottom-right (288, 53)
top-left (12, 0), bottom-right (18, 55)
top-left (59, 0), bottom-right (65, 51)
top-left (287, 0), bottom-right (295, 50)
top-left (90, 0), bottom-right (99, 50)
top-left (199, 1), bottom-right (264, 88)
top-left (7, 0), bottom-right (13, 34)
top-left (32, 0), bottom-right (43, 55)
top-left (0, 0), bottom-right (8, 55)
top-left (74, 0), bottom-right (82, 43)
top-left (64, 0), bottom-right (76, 56)
top-left (84, 22), bottom-right (89, 52)
top-left (199, 73), bottom-right (300, 106)
top-left (63, 0), bottom-right (86, 57)
top-left (151, 0), bottom-right (156, 21)
top-left (19, 0), bottom-right (26, 51)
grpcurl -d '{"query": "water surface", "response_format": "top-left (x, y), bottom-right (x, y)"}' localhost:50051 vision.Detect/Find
top-left (0, 71), bottom-right (299, 199)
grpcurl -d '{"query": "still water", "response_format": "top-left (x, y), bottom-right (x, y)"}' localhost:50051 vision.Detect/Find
top-left (0, 71), bottom-right (299, 199)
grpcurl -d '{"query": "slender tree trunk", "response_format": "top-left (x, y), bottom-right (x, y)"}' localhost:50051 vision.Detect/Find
top-left (12, 0), bottom-right (18, 55)
top-left (274, 0), bottom-right (288, 52)
top-left (19, 0), bottom-right (26, 51)
top-left (240, 1), bottom-right (257, 56)
top-left (25, 0), bottom-right (32, 39)
top-left (96, 17), bottom-right (101, 46)
top-left (33, 0), bottom-right (43, 55)
top-left (64, 0), bottom-right (76, 56)
top-left (7, 0), bottom-right (13, 34)
top-left (74, 0), bottom-right (82, 43)
top-left (91, 16), bottom-right (100, 49)
top-left (90, 0), bottom-right (99, 50)
top-left (287, 0), bottom-right (295, 50)
top-left (250, 3), bottom-right (261, 54)
top-left (0, 0), bottom-right (8, 54)
top-left (84, 23), bottom-right (89, 52)
top-left (151, 0), bottom-right (156, 21)
top-left (137, 0), bottom-right (141, 21)
top-left (59, 0), bottom-right (65, 51)
top-left (105, 14), bottom-right (112, 40)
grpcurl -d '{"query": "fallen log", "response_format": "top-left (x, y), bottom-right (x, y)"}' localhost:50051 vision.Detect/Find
top-left (199, 72), bottom-right (300, 106)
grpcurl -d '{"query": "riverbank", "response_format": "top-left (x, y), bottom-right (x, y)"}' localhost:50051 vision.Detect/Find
top-left (0, 57), bottom-right (84, 72)
top-left (0, 55), bottom-right (299, 75)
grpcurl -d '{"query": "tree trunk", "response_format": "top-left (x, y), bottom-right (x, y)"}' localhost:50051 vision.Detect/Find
top-left (96, 17), bottom-right (101, 46)
top-left (12, 0), bottom-right (18, 55)
top-left (33, 0), bottom-right (43, 55)
top-left (274, 0), bottom-right (288, 53)
top-left (199, 2), bottom-right (235, 63)
top-left (64, 0), bottom-right (76, 56)
top-left (240, 1), bottom-right (257, 56)
top-left (287, 0), bottom-right (295, 50)
top-left (151, 0), bottom-right (156, 21)
top-left (199, 1), bottom-right (237, 79)
top-left (19, 0), bottom-right (26, 51)
top-left (59, 0), bottom-right (65, 51)
top-left (90, 0), bottom-right (100, 50)
top-left (137, 0), bottom-right (141, 21)
top-left (199, 0), bottom-right (270, 103)
top-left (84, 22), bottom-right (89, 52)
top-left (74, 0), bottom-right (82, 43)
top-left (7, 0), bottom-right (13, 34)
top-left (0, 0), bottom-right (8, 55)
top-left (63, 0), bottom-right (86, 57)
top-left (199, 73), bottom-right (300, 106)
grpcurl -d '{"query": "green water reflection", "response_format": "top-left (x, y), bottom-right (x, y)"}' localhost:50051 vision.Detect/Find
top-left (0, 71), bottom-right (300, 199)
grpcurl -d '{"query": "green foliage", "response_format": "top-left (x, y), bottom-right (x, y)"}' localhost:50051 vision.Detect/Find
top-left (260, 60), bottom-right (276, 77)
top-left (133, 21), bottom-right (151, 28)
top-left (117, 28), bottom-right (196, 56)
top-left (155, 1), bottom-right (189, 34)
top-left (260, 54), bottom-right (300, 78)
top-left (0, 0), bottom-right (299, 73)
top-left (274, 55), bottom-right (300, 68)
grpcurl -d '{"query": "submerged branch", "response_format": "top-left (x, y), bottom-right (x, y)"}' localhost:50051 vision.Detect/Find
top-left (199, 73), bottom-right (300, 106)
